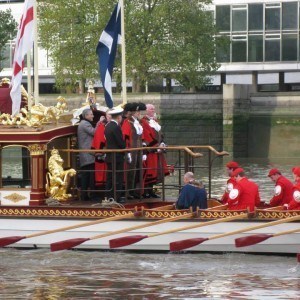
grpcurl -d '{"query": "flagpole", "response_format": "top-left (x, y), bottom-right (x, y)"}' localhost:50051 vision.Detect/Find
top-left (26, 50), bottom-right (32, 111)
top-left (120, 0), bottom-right (127, 105)
top-left (33, 0), bottom-right (39, 105)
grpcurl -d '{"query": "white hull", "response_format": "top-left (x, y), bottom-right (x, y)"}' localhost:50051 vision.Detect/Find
top-left (1, 218), bottom-right (299, 254)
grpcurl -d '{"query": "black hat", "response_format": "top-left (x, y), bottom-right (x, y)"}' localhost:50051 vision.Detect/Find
top-left (124, 102), bottom-right (146, 112)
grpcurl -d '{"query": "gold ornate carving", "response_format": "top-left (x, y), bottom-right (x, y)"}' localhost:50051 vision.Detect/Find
top-left (45, 148), bottom-right (76, 201)
top-left (144, 209), bottom-right (190, 219)
top-left (84, 80), bottom-right (96, 106)
top-left (256, 209), bottom-right (300, 220)
top-left (0, 96), bottom-right (68, 127)
top-left (198, 210), bottom-right (248, 219)
top-left (0, 207), bottom-right (135, 219)
top-left (3, 193), bottom-right (27, 203)
top-left (28, 144), bottom-right (47, 155)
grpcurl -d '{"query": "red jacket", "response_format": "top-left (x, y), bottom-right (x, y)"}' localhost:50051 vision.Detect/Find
top-left (270, 175), bottom-right (294, 206)
top-left (221, 177), bottom-right (236, 204)
top-left (288, 182), bottom-right (300, 210)
top-left (228, 177), bottom-right (260, 212)
top-left (91, 123), bottom-right (106, 150)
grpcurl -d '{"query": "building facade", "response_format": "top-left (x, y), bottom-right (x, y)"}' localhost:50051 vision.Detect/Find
top-left (214, 0), bottom-right (300, 91)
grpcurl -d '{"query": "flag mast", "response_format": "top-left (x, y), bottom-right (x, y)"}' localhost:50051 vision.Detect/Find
top-left (120, 0), bottom-right (127, 105)
top-left (33, 0), bottom-right (39, 105)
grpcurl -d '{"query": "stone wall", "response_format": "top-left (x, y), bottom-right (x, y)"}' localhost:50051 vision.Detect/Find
top-left (39, 87), bottom-right (300, 158)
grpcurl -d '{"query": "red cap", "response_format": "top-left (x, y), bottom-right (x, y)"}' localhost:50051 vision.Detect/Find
top-left (292, 167), bottom-right (300, 177)
top-left (268, 168), bottom-right (281, 177)
top-left (231, 167), bottom-right (244, 177)
top-left (226, 161), bottom-right (239, 169)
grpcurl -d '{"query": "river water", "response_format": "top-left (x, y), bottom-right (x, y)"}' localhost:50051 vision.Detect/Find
top-left (0, 249), bottom-right (299, 299)
top-left (1, 157), bottom-right (300, 299)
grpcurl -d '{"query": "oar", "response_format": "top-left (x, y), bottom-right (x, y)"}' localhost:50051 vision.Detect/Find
top-left (50, 211), bottom-right (195, 251)
top-left (206, 204), bottom-right (228, 211)
top-left (109, 212), bottom-right (249, 249)
top-left (0, 211), bottom-right (139, 247)
top-left (235, 228), bottom-right (299, 247)
top-left (170, 214), bottom-right (300, 251)
top-left (148, 204), bottom-right (175, 211)
top-left (263, 206), bottom-right (284, 211)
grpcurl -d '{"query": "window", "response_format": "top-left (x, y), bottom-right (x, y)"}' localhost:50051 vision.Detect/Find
top-left (216, 5), bottom-right (230, 31)
top-left (282, 34), bottom-right (297, 61)
top-left (216, 35), bottom-right (230, 62)
top-left (265, 4), bottom-right (281, 31)
top-left (265, 35), bottom-right (280, 61)
top-left (282, 2), bottom-right (298, 30)
top-left (232, 5), bottom-right (247, 32)
top-left (248, 4), bottom-right (263, 31)
top-left (232, 36), bottom-right (247, 62)
top-left (248, 35), bottom-right (263, 62)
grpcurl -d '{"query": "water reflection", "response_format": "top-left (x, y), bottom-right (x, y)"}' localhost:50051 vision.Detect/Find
top-left (0, 249), bottom-right (299, 299)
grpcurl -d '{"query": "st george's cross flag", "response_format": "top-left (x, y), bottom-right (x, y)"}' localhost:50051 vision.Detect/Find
top-left (96, 2), bottom-right (121, 108)
top-left (10, 0), bottom-right (34, 116)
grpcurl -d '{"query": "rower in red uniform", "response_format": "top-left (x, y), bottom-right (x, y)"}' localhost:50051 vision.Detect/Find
top-left (221, 161), bottom-right (239, 204)
top-left (91, 113), bottom-right (111, 188)
top-left (228, 168), bottom-right (261, 212)
top-left (267, 168), bottom-right (293, 207)
top-left (140, 104), bottom-right (169, 198)
top-left (284, 167), bottom-right (300, 210)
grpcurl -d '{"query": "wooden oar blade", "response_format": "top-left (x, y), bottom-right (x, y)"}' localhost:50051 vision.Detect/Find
top-left (109, 235), bottom-right (148, 248)
top-left (170, 238), bottom-right (208, 252)
top-left (50, 238), bottom-right (90, 252)
top-left (0, 236), bottom-right (25, 247)
top-left (235, 234), bottom-right (273, 248)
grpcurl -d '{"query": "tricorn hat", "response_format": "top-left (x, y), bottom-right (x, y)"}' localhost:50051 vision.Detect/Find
top-left (124, 102), bottom-right (146, 112)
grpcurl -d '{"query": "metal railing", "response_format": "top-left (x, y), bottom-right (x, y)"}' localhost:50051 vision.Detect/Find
top-left (61, 145), bottom-right (228, 201)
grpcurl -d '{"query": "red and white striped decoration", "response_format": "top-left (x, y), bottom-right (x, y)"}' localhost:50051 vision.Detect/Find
top-left (10, 0), bottom-right (34, 116)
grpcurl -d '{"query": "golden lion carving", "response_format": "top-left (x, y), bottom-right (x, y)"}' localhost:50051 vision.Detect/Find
top-left (45, 148), bottom-right (76, 201)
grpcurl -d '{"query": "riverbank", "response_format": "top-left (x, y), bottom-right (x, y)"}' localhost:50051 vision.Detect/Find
top-left (39, 85), bottom-right (300, 158)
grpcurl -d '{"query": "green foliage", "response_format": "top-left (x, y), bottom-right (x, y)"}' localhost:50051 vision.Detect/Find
top-left (0, 9), bottom-right (17, 71)
top-left (38, 0), bottom-right (112, 91)
top-left (39, 0), bottom-right (218, 92)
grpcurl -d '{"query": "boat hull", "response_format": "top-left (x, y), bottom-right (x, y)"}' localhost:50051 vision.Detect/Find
top-left (1, 217), bottom-right (299, 254)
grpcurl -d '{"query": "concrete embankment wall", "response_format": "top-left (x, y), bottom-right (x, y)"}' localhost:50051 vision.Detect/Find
top-left (40, 85), bottom-right (300, 158)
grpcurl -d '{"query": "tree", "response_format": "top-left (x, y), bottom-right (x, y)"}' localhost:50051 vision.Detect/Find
top-left (125, 0), bottom-right (219, 91)
top-left (38, 0), bottom-right (112, 93)
top-left (0, 9), bottom-right (17, 71)
top-left (39, 0), bottom-right (218, 93)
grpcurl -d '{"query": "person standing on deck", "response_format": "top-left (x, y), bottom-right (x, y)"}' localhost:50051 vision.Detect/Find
top-left (267, 168), bottom-right (293, 207)
top-left (122, 102), bottom-right (146, 199)
top-left (77, 108), bottom-right (97, 201)
top-left (228, 168), bottom-right (260, 212)
top-left (284, 167), bottom-right (300, 210)
top-left (104, 107), bottom-right (126, 203)
top-left (175, 172), bottom-right (207, 211)
top-left (140, 104), bottom-right (169, 198)
top-left (221, 161), bottom-right (240, 204)
top-left (91, 113), bottom-right (112, 189)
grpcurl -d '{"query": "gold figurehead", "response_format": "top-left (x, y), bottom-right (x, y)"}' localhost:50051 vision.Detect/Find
top-left (45, 148), bottom-right (76, 201)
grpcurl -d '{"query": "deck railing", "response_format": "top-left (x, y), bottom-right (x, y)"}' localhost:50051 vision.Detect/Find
top-left (61, 145), bottom-right (228, 201)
